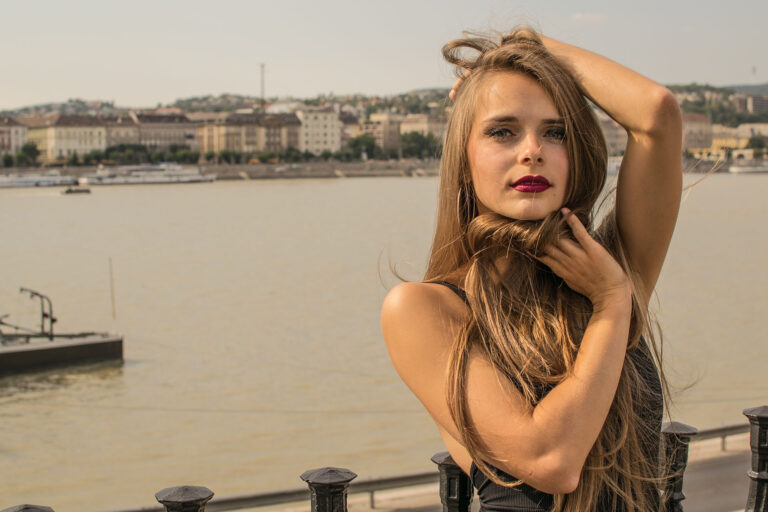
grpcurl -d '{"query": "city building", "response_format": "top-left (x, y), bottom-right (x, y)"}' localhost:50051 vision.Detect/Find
top-left (196, 113), bottom-right (300, 155)
top-left (0, 118), bottom-right (27, 157)
top-left (681, 113), bottom-right (713, 150)
top-left (709, 124), bottom-right (746, 151)
top-left (296, 108), bottom-right (341, 155)
top-left (400, 114), bottom-right (447, 142)
top-left (736, 123), bottom-right (768, 139)
top-left (131, 112), bottom-right (197, 152)
top-left (23, 114), bottom-right (106, 164)
top-left (339, 113), bottom-right (362, 143)
top-left (746, 96), bottom-right (768, 115)
top-left (104, 114), bottom-right (139, 148)
top-left (367, 113), bottom-right (403, 150)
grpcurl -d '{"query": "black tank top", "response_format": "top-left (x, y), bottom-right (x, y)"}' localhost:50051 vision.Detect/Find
top-left (427, 281), bottom-right (663, 512)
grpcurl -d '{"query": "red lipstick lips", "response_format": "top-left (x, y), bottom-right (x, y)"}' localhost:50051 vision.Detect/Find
top-left (511, 175), bottom-right (551, 193)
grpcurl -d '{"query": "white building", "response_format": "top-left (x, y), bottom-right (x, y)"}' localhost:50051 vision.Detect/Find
top-left (296, 108), bottom-right (341, 155)
top-left (0, 118), bottom-right (27, 157)
top-left (681, 113), bottom-right (713, 150)
top-left (400, 114), bottom-right (447, 143)
top-left (24, 115), bottom-right (106, 164)
top-left (736, 123), bottom-right (768, 139)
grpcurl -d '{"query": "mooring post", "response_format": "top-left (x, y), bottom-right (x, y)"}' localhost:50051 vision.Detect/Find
top-left (743, 405), bottom-right (768, 512)
top-left (661, 421), bottom-right (699, 512)
top-left (300, 467), bottom-right (357, 512)
top-left (0, 506), bottom-right (55, 512)
top-left (431, 451), bottom-right (473, 512)
top-left (155, 485), bottom-right (214, 512)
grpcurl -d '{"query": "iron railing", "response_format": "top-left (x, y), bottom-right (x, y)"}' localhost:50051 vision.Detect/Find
top-left (3, 405), bottom-right (766, 512)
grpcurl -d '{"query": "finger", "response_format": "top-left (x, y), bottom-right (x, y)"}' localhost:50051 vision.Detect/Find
top-left (536, 254), bottom-right (566, 276)
top-left (539, 248), bottom-right (576, 279)
top-left (538, 258), bottom-right (575, 286)
top-left (561, 208), bottom-right (593, 247)
top-left (555, 237), bottom-right (584, 258)
top-left (543, 244), bottom-right (568, 262)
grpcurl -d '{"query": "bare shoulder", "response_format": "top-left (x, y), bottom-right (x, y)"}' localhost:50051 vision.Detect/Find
top-left (381, 282), bottom-right (469, 382)
top-left (381, 282), bottom-right (468, 343)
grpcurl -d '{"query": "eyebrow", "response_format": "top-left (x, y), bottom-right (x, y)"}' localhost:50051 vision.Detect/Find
top-left (482, 115), bottom-right (564, 125)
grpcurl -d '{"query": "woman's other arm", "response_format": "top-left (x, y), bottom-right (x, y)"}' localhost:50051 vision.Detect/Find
top-left (541, 35), bottom-right (683, 296)
top-left (382, 214), bottom-right (631, 495)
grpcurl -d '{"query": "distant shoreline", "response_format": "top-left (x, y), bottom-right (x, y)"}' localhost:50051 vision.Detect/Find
top-left (0, 160), bottom-right (441, 180)
top-left (0, 158), bottom-right (733, 181)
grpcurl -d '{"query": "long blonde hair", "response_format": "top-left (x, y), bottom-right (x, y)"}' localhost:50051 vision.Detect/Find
top-left (426, 29), bottom-right (667, 511)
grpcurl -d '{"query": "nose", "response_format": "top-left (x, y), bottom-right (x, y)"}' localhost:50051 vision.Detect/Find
top-left (519, 133), bottom-right (543, 165)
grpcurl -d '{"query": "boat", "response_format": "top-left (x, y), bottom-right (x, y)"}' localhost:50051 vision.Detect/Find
top-left (83, 163), bottom-right (215, 185)
top-left (0, 288), bottom-right (123, 374)
top-left (0, 170), bottom-right (77, 188)
top-left (62, 186), bottom-right (91, 194)
top-left (728, 160), bottom-right (768, 174)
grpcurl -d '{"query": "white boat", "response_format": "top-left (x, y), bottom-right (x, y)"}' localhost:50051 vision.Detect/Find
top-left (728, 161), bottom-right (768, 174)
top-left (83, 163), bottom-right (215, 185)
top-left (0, 170), bottom-right (77, 188)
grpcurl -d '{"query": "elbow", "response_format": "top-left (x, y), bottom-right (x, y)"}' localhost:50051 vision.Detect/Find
top-left (499, 452), bottom-right (583, 495)
top-left (537, 455), bottom-right (582, 494)
top-left (637, 87), bottom-right (682, 139)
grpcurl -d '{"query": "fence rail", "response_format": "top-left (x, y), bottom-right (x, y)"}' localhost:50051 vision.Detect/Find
top-left (4, 406), bottom-right (766, 512)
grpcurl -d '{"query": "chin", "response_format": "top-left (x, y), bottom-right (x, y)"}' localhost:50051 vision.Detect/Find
top-left (502, 208), bottom-right (559, 221)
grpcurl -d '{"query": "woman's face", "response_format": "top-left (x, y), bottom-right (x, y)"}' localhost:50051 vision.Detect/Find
top-left (466, 71), bottom-right (569, 221)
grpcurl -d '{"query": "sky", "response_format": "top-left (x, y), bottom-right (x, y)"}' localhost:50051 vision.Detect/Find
top-left (1, 0), bottom-right (766, 111)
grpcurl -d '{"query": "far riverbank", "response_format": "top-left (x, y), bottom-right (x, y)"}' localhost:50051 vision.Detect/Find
top-left (0, 157), bottom-right (726, 181)
top-left (0, 159), bottom-right (440, 180)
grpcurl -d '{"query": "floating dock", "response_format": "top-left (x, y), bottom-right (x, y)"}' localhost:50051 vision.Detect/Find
top-left (0, 333), bottom-right (123, 374)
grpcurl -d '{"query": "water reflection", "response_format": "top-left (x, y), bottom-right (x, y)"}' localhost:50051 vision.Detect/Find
top-left (0, 360), bottom-right (124, 398)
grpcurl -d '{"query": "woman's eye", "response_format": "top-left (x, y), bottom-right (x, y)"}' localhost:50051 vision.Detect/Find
top-left (545, 126), bottom-right (566, 141)
top-left (486, 127), bottom-right (515, 140)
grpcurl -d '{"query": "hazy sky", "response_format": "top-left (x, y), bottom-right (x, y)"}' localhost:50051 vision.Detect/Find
top-left (2, 0), bottom-right (766, 110)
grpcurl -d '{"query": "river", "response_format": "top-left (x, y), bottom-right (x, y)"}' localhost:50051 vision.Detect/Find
top-left (0, 174), bottom-right (765, 511)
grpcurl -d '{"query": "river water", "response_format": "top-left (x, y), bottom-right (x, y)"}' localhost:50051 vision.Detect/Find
top-left (0, 174), bottom-right (765, 511)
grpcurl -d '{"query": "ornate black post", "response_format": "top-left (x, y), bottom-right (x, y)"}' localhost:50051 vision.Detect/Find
top-left (0, 506), bottom-right (54, 512)
top-left (155, 485), bottom-right (214, 512)
top-left (431, 451), bottom-right (473, 512)
top-left (300, 467), bottom-right (357, 512)
top-left (661, 421), bottom-right (698, 512)
top-left (744, 405), bottom-right (768, 512)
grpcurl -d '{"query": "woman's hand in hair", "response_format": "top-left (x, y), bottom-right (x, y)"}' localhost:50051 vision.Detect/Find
top-left (537, 208), bottom-right (631, 310)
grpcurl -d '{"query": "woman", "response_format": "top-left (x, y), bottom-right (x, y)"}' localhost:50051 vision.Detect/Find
top-left (381, 29), bottom-right (682, 511)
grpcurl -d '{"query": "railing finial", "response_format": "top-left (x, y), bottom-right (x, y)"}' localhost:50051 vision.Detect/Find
top-left (743, 405), bottom-right (768, 512)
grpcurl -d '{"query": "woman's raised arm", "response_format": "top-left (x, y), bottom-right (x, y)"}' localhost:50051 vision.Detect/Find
top-left (540, 35), bottom-right (683, 296)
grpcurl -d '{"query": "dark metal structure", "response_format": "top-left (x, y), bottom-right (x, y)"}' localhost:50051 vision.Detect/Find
top-left (662, 421), bottom-right (699, 511)
top-left (3, 405), bottom-right (766, 512)
top-left (0, 288), bottom-right (123, 374)
top-left (431, 451), bottom-right (473, 512)
top-left (744, 405), bottom-right (768, 512)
